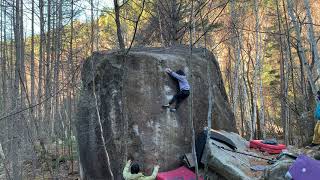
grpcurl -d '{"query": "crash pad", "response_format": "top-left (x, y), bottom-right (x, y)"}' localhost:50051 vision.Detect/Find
top-left (286, 154), bottom-right (320, 180)
top-left (250, 140), bottom-right (286, 154)
top-left (157, 166), bottom-right (203, 180)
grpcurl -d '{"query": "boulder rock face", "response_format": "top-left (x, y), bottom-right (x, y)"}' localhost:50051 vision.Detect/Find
top-left (76, 47), bottom-right (237, 179)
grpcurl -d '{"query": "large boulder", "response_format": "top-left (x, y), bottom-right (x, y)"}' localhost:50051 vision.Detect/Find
top-left (76, 47), bottom-right (237, 179)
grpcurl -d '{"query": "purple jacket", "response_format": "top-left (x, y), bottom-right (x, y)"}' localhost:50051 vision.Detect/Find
top-left (170, 72), bottom-right (190, 91)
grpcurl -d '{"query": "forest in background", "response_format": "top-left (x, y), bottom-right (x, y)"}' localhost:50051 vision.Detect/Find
top-left (0, 0), bottom-right (320, 178)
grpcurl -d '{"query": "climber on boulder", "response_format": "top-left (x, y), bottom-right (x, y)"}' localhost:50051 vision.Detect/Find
top-left (163, 68), bottom-right (190, 112)
top-left (123, 160), bottom-right (160, 180)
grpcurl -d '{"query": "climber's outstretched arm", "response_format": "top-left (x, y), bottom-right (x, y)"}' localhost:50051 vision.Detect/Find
top-left (169, 71), bottom-right (185, 81)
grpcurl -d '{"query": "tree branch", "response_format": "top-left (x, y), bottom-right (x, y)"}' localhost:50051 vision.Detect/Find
top-left (193, 1), bottom-right (228, 46)
top-left (126, 0), bottom-right (146, 55)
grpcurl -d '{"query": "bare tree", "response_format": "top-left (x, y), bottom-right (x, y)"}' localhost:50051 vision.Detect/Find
top-left (230, 0), bottom-right (243, 136)
top-left (38, 0), bottom-right (44, 127)
top-left (126, 0), bottom-right (146, 54)
top-left (286, 0), bottom-right (317, 95)
top-left (68, 0), bottom-right (75, 173)
top-left (188, 1), bottom-right (199, 179)
top-left (0, 0), bottom-right (7, 116)
top-left (30, 0), bottom-right (35, 116)
top-left (252, 0), bottom-right (266, 139)
top-left (114, 0), bottom-right (125, 51)
top-left (204, 51), bottom-right (213, 180)
top-left (303, 0), bottom-right (320, 76)
top-left (91, 0), bottom-right (95, 54)
top-left (276, 0), bottom-right (290, 145)
top-left (11, 0), bottom-right (22, 178)
top-left (44, 0), bottom-right (52, 131)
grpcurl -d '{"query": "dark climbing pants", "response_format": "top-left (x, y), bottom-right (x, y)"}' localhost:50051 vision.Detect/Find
top-left (169, 90), bottom-right (190, 109)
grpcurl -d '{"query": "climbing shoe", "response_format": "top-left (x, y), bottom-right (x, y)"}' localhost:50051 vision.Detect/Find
top-left (162, 104), bottom-right (170, 108)
top-left (170, 108), bottom-right (176, 112)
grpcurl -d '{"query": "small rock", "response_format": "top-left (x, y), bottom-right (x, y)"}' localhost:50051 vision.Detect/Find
top-left (263, 159), bottom-right (294, 180)
top-left (313, 152), bottom-right (320, 160)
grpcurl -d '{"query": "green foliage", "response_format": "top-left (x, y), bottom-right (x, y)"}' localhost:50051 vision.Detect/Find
top-left (262, 40), bottom-right (280, 87)
top-left (263, 0), bottom-right (276, 8)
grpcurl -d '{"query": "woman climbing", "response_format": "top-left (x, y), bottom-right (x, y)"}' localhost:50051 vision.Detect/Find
top-left (163, 68), bottom-right (190, 112)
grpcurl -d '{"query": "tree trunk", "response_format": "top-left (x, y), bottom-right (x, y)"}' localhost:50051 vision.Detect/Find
top-left (45, 0), bottom-right (52, 131)
top-left (1, 0), bottom-right (6, 114)
top-left (38, 0), bottom-right (44, 126)
top-left (31, 0), bottom-right (35, 112)
top-left (114, 0), bottom-right (125, 51)
top-left (253, 0), bottom-right (263, 139)
top-left (157, 2), bottom-right (165, 45)
top-left (204, 52), bottom-right (213, 179)
top-left (230, 0), bottom-right (242, 133)
top-left (68, 0), bottom-right (75, 173)
top-left (12, 0), bottom-right (22, 178)
top-left (91, 0), bottom-right (94, 54)
top-left (303, 0), bottom-right (320, 76)
top-left (188, 1), bottom-right (199, 179)
top-left (286, 0), bottom-right (317, 95)
top-left (276, 0), bottom-right (289, 145)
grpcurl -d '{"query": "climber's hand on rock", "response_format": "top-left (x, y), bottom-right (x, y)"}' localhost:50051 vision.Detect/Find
top-left (165, 68), bottom-right (172, 73)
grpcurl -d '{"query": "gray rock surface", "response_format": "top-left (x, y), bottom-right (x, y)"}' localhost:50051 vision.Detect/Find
top-left (76, 47), bottom-right (237, 179)
top-left (201, 131), bottom-right (258, 180)
top-left (0, 164), bottom-right (4, 179)
top-left (0, 144), bottom-right (5, 179)
top-left (263, 159), bottom-right (294, 180)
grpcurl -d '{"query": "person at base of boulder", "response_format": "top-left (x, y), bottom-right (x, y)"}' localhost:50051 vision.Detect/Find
top-left (307, 91), bottom-right (320, 148)
top-left (122, 160), bottom-right (160, 180)
top-left (162, 68), bottom-right (190, 112)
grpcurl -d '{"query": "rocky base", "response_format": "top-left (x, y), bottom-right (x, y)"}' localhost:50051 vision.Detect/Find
top-left (200, 131), bottom-right (320, 180)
